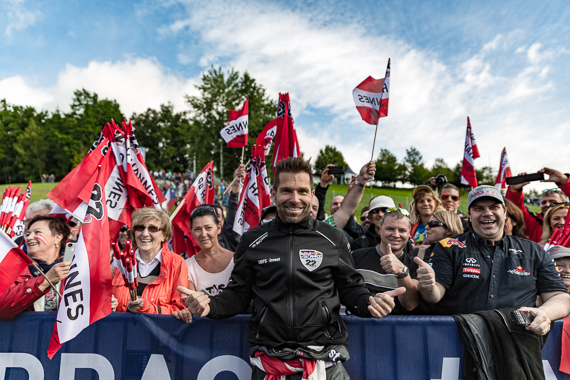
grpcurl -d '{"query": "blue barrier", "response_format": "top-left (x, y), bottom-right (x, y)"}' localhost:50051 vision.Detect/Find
top-left (0, 312), bottom-right (567, 379)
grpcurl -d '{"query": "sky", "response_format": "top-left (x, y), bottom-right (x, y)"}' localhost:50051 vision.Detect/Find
top-left (1, 0), bottom-right (569, 190)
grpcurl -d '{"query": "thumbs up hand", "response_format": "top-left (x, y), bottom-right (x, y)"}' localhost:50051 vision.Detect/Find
top-left (414, 257), bottom-right (435, 291)
top-left (368, 287), bottom-right (406, 318)
top-left (177, 286), bottom-right (211, 318)
top-left (380, 244), bottom-right (405, 275)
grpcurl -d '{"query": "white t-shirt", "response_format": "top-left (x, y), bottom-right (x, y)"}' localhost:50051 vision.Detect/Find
top-left (185, 255), bottom-right (234, 296)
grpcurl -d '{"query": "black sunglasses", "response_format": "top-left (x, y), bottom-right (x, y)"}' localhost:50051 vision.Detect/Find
top-left (549, 202), bottom-right (570, 209)
top-left (369, 207), bottom-right (389, 215)
top-left (360, 215), bottom-right (368, 222)
top-left (427, 220), bottom-right (447, 229)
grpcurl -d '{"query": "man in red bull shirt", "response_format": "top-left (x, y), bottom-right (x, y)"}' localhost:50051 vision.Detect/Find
top-left (416, 185), bottom-right (570, 335)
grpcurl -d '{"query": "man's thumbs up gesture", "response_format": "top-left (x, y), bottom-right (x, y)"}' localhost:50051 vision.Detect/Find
top-left (380, 244), bottom-right (405, 275)
top-left (414, 257), bottom-right (435, 291)
top-left (177, 286), bottom-right (211, 321)
top-left (368, 287), bottom-right (406, 318)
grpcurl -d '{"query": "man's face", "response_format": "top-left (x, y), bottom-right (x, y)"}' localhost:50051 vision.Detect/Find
top-left (554, 257), bottom-right (570, 288)
top-left (468, 199), bottom-right (506, 241)
top-left (329, 196), bottom-right (344, 215)
top-left (380, 215), bottom-right (410, 254)
top-left (309, 196), bottom-right (319, 219)
top-left (369, 207), bottom-right (388, 232)
top-left (271, 172), bottom-right (313, 224)
top-left (441, 188), bottom-right (461, 213)
top-left (361, 211), bottom-right (372, 228)
top-left (541, 193), bottom-right (563, 215)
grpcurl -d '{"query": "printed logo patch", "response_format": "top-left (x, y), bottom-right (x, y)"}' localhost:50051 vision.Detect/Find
top-left (507, 266), bottom-right (531, 276)
top-left (299, 249), bottom-right (323, 272)
top-left (463, 267), bottom-right (481, 274)
top-left (440, 238), bottom-right (467, 248)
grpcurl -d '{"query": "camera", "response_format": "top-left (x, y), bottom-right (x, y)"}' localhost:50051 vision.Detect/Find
top-left (435, 174), bottom-right (448, 186)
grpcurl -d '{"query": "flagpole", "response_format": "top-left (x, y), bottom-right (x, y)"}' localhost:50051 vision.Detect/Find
top-left (241, 147), bottom-right (245, 164)
top-left (31, 261), bottom-right (63, 298)
top-left (223, 159), bottom-right (251, 196)
top-left (371, 115), bottom-right (380, 161)
top-left (169, 199), bottom-right (186, 222)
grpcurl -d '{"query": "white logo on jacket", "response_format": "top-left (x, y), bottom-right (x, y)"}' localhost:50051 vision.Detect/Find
top-left (299, 249), bottom-right (323, 272)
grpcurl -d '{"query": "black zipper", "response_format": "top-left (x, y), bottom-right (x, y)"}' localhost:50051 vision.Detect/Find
top-left (288, 228), bottom-right (295, 342)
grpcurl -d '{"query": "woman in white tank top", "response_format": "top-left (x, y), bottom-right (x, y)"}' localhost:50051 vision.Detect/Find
top-left (185, 205), bottom-right (234, 296)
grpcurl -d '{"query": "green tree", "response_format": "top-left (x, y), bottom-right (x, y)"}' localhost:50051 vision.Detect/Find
top-left (13, 119), bottom-right (49, 180)
top-left (403, 147), bottom-right (430, 186)
top-left (476, 166), bottom-right (495, 186)
top-left (131, 103), bottom-right (193, 173)
top-left (186, 67), bottom-right (276, 180)
top-left (451, 160), bottom-right (464, 187)
top-left (314, 145), bottom-right (347, 175)
top-left (375, 148), bottom-right (401, 186)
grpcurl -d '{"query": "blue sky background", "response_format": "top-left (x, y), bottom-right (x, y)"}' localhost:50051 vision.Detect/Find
top-left (1, 0), bottom-right (569, 189)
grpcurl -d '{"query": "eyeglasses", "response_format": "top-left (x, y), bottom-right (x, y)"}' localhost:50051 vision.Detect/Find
top-left (440, 194), bottom-right (460, 202)
top-left (360, 215), bottom-right (369, 222)
top-left (386, 207), bottom-right (411, 217)
top-left (369, 207), bottom-right (389, 215)
top-left (543, 188), bottom-right (562, 194)
top-left (548, 202), bottom-right (570, 209)
top-left (427, 220), bottom-right (447, 229)
top-left (133, 225), bottom-right (162, 233)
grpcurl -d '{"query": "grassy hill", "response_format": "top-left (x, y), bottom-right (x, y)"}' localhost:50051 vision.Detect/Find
top-left (0, 183), bottom-right (58, 204)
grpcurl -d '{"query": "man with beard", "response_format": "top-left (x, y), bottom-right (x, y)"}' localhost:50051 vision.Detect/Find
top-left (179, 157), bottom-right (404, 379)
top-left (416, 185), bottom-right (569, 334)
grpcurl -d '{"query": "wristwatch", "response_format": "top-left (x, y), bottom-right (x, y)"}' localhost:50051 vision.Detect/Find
top-left (396, 265), bottom-right (410, 279)
top-left (354, 178), bottom-right (365, 188)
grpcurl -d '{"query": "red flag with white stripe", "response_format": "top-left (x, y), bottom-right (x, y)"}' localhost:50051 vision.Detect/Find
top-left (272, 93), bottom-right (301, 173)
top-left (494, 148), bottom-right (512, 190)
top-left (233, 145), bottom-right (271, 235)
top-left (171, 162), bottom-right (215, 258)
top-left (460, 117), bottom-right (479, 188)
top-left (353, 58), bottom-right (391, 125)
top-left (220, 97), bottom-right (249, 148)
top-left (256, 119), bottom-right (277, 156)
top-left (47, 152), bottom-right (114, 359)
top-left (0, 228), bottom-right (33, 295)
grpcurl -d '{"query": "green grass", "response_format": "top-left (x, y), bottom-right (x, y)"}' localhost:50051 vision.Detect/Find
top-left (0, 182), bottom-right (59, 204)
top-left (324, 185), bottom-right (541, 218)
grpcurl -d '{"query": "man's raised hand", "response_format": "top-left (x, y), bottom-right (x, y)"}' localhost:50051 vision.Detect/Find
top-left (368, 287), bottom-right (406, 318)
top-left (358, 161), bottom-right (376, 183)
top-left (539, 167), bottom-right (568, 185)
top-left (320, 164), bottom-right (335, 187)
top-left (177, 286), bottom-right (211, 319)
top-left (509, 172), bottom-right (530, 192)
top-left (414, 257), bottom-right (435, 291)
top-left (380, 244), bottom-right (404, 275)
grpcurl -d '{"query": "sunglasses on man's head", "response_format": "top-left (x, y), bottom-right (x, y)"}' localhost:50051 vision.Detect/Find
top-left (440, 194), bottom-right (460, 201)
top-left (427, 220), bottom-right (447, 229)
top-left (386, 207), bottom-right (411, 217)
top-left (133, 225), bottom-right (162, 233)
top-left (369, 207), bottom-right (389, 215)
top-left (543, 188), bottom-right (563, 194)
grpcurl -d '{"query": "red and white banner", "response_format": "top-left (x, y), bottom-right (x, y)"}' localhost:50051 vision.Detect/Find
top-left (220, 97), bottom-right (249, 148)
top-left (256, 119), bottom-right (277, 156)
top-left (171, 161), bottom-right (215, 258)
top-left (272, 93), bottom-right (301, 172)
top-left (233, 145), bottom-right (272, 235)
top-left (47, 152), bottom-right (114, 359)
top-left (460, 117), bottom-right (480, 188)
top-left (353, 58), bottom-right (390, 125)
top-left (494, 148), bottom-right (512, 190)
top-left (0, 228), bottom-right (33, 295)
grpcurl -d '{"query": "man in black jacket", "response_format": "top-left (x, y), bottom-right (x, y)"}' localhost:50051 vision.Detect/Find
top-left (179, 157), bottom-right (404, 379)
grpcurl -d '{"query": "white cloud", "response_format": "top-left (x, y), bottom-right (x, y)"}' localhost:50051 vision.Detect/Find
top-left (3, 0), bottom-right (41, 36)
top-left (160, 0), bottom-right (568, 183)
top-left (0, 58), bottom-right (199, 116)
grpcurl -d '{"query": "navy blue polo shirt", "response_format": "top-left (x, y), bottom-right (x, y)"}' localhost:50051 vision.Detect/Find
top-left (428, 232), bottom-right (567, 315)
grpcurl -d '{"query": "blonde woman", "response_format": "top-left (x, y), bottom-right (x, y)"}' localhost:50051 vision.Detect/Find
top-left (540, 204), bottom-right (569, 245)
top-left (409, 185), bottom-right (444, 245)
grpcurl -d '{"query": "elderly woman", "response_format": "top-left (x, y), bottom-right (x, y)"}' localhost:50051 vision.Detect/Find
top-left (185, 205), bottom-right (234, 296)
top-left (409, 185), bottom-right (444, 245)
top-left (112, 208), bottom-right (189, 320)
top-left (540, 203), bottom-right (569, 245)
top-left (0, 215), bottom-right (71, 320)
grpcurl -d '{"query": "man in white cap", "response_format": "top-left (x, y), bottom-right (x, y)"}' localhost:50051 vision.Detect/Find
top-left (416, 185), bottom-right (570, 335)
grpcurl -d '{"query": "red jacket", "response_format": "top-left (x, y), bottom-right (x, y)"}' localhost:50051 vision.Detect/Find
top-left (506, 178), bottom-right (570, 243)
top-left (112, 243), bottom-right (188, 314)
top-left (0, 267), bottom-right (49, 320)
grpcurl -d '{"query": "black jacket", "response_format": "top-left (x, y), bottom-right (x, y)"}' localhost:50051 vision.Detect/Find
top-left (207, 214), bottom-right (375, 351)
top-left (218, 191), bottom-right (240, 251)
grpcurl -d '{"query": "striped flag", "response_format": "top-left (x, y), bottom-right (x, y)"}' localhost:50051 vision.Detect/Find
top-left (220, 97), bottom-right (249, 148)
top-left (494, 148), bottom-right (512, 190)
top-left (353, 58), bottom-right (390, 125)
top-left (0, 228), bottom-right (33, 295)
top-left (460, 117), bottom-right (480, 188)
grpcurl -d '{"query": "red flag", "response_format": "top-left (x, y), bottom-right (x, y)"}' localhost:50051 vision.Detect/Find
top-left (10, 181), bottom-right (31, 238)
top-left (220, 97), bottom-right (249, 148)
top-left (494, 148), bottom-right (512, 190)
top-left (272, 93), bottom-right (301, 172)
top-left (233, 145), bottom-right (272, 235)
top-left (460, 117), bottom-right (479, 188)
top-left (0, 228), bottom-right (33, 295)
top-left (47, 151), bottom-right (114, 359)
top-left (171, 162), bottom-right (215, 258)
top-left (353, 58), bottom-right (391, 125)
top-left (256, 119), bottom-right (277, 156)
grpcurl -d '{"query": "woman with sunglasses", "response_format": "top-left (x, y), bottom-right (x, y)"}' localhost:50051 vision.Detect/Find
top-left (540, 203), bottom-right (569, 245)
top-left (185, 205), bottom-right (234, 297)
top-left (409, 186), bottom-right (444, 245)
top-left (112, 208), bottom-right (190, 321)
